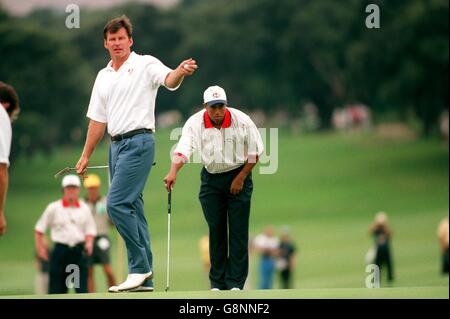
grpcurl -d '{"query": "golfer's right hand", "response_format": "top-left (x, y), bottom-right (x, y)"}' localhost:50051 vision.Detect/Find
top-left (76, 156), bottom-right (89, 175)
top-left (163, 173), bottom-right (176, 192)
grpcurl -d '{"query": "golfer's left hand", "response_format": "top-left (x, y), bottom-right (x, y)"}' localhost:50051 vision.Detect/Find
top-left (230, 176), bottom-right (245, 195)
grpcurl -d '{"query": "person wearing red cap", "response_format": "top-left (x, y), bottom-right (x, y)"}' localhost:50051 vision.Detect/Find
top-left (35, 175), bottom-right (97, 294)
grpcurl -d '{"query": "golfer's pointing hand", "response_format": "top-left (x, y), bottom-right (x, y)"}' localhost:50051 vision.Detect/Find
top-left (178, 58), bottom-right (198, 76)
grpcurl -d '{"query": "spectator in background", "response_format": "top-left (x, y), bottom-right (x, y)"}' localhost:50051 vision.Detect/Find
top-left (369, 212), bottom-right (394, 283)
top-left (253, 225), bottom-right (279, 289)
top-left (437, 217), bottom-right (449, 274)
top-left (0, 81), bottom-right (20, 237)
top-left (277, 226), bottom-right (296, 289)
top-left (198, 234), bottom-right (210, 285)
top-left (35, 175), bottom-right (96, 294)
top-left (34, 237), bottom-right (50, 295)
top-left (81, 174), bottom-right (116, 292)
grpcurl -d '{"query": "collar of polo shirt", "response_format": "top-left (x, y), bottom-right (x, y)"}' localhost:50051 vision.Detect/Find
top-left (62, 198), bottom-right (80, 208)
top-left (106, 51), bottom-right (137, 72)
top-left (203, 108), bottom-right (231, 129)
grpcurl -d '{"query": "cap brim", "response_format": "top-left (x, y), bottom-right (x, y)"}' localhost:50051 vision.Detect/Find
top-left (206, 100), bottom-right (227, 107)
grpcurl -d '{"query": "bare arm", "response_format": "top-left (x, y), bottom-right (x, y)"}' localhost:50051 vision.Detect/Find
top-left (35, 231), bottom-right (49, 261)
top-left (164, 58), bottom-right (198, 89)
top-left (85, 235), bottom-right (94, 256)
top-left (0, 164), bottom-right (8, 236)
top-left (76, 120), bottom-right (106, 175)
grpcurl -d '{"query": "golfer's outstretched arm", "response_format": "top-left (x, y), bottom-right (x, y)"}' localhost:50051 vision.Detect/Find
top-left (76, 120), bottom-right (106, 175)
top-left (163, 155), bottom-right (186, 192)
top-left (0, 164), bottom-right (8, 236)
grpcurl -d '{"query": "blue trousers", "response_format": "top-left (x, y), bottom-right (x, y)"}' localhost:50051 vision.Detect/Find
top-left (107, 132), bottom-right (155, 287)
top-left (259, 256), bottom-right (275, 289)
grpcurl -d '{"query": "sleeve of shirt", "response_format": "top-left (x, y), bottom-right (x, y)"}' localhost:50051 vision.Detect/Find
top-left (246, 117), bottom-right (265, 157)
top-left (0, 111), bottom-right (11, 167)
top-left (35, 204), bottom-right (53, 234)
top-left (83, 206), bottom-right (97, 237)
top-left (86, 73), bottom-right (107, 123)
top-left (173, 118), bottom-right (197, 161)
top-left (145, 57), bottom-right (180, 91)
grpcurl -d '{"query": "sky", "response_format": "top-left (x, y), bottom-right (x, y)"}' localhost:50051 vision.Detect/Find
top-left (0, 0), bottom-right (179, 16)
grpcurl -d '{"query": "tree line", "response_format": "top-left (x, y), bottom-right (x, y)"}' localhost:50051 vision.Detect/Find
top-left (0, 0), bottom-right (448, 160)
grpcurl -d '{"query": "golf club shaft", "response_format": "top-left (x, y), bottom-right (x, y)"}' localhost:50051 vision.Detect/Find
top-left (166, 191), bottom-right (172, 291)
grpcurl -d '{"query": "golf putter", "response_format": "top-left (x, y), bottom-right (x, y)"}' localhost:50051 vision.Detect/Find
top-left (54, 165), bottom-right (109, 178)
top-left (165, 190), bottom-right (172, 292)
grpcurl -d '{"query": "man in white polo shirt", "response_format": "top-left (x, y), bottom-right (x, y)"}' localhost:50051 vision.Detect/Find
top-left (164, 85), bottom-right (264, 290)
top-left (0, 81), bottom-right (20, 237)
top-left (35, 175), bottom-right (97, 294)
top-left (75, 15), bottom-right (197, 292)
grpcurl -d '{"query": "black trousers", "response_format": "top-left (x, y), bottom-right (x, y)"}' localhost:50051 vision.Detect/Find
top-left (442, 249), bottom-right (449, 274)
top-left (375, 245), bottom-right (394, 282)
top-left (280, 269), bottom-right (292, 289)
top-left (49, 243), bottom-right (88, 294)
top-left (199, 166), bottom-right (253, 290)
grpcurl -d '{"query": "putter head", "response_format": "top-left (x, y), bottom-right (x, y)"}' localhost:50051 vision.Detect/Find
top-left (165, 287), bottom-right (169, 292)
top-left (54, 167), bottom-right (73, 179)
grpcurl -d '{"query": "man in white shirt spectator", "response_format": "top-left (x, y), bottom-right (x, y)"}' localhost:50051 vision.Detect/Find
top-left (0, 81), bottom-right (20, 237)
top-left (75, 15), bottom-right (197, 292)
top-left (164, 85), bottom-right (264, 290)
top-left (35, 175), bottom-right (97, 294)
top-left (253, 225), bottom-right (279, 289)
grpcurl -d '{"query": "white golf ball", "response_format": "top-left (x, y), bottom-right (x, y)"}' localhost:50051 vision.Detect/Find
top-left (184, 64), bottom-right (189, 70)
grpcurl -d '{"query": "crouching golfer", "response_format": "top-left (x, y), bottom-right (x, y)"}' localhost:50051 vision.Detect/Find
top-left (164, 86), bottom-right (264, 290)
top-left (35, 175), bottom-right (96, 294)
top-left (76, 15), bottom-right (197, 292)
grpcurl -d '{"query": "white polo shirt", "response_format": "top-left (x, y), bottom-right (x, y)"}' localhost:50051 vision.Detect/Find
top-left (86, 51), bottom-right (179, 136)
top-left (253, 234), bottom-right (279, 254)
top-left (0, 104), bottom-right (11, 167)
top-left (35, 199), bottom-right (97, 247)
top-left (174, 107), bottom-right (264, 174)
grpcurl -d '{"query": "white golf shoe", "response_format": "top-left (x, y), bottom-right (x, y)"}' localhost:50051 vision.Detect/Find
top-left (129, 286), bottom-right (154, 292)
top-left (108, 272), bottom-right (153, 293)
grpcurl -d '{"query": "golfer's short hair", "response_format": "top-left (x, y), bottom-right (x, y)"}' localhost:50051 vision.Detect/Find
top-left (0, 81), bottom-right (20, 121)
top-left (103, 15), bottom-right (133, 40)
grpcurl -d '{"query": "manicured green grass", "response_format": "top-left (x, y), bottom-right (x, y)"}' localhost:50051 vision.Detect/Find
top-left (2, 287), bottom-right (448, 299)
top-left (0, 130), bottom-right (448, 297)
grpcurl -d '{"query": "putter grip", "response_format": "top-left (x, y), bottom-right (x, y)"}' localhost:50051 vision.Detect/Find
top-left (168, 192), bottom-right (172, 214)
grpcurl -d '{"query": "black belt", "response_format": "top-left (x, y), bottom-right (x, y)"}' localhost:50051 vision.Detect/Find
top-left (111, 128), bottom-right (153, 142)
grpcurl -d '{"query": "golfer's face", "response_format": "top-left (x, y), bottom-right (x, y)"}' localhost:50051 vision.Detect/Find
top-left (104, 28), bottom-right (133, 59)
top-left (206, 104), bottom-right (226, 125)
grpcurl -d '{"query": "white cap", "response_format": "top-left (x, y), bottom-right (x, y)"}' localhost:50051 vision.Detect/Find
top-left (203, 85), bottom-right (227, 107)
top-left (62, 174), bottom-right (81, 188)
